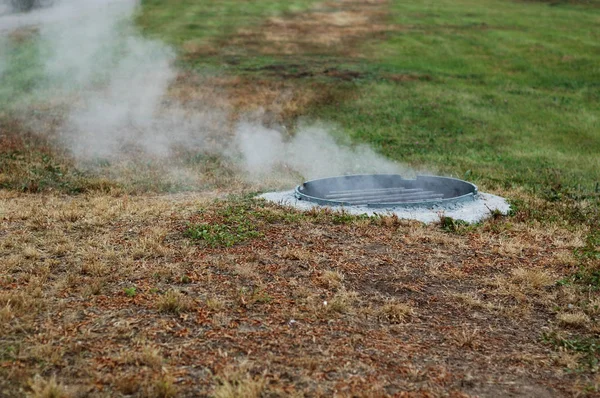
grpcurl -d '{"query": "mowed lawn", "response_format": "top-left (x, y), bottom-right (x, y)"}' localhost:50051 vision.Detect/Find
top-left (1, 0), bottom-right (600, 397)
top-left (141, 0), bottom-right (600, 192)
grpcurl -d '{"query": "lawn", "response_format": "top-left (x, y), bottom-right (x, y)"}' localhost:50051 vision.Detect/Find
top-left (143, 0), bottom-right (600, 193)
top-left (1, 0), bottom-right (600, 396)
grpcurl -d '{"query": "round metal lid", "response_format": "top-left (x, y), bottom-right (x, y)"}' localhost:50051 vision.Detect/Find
top-left (295, 174), bottom-right (478, 208)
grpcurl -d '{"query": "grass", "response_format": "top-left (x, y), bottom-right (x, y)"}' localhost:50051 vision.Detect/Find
top-left (157, 289), bottom-right (195, 314)
top-left (0, 191), bottom-right (597, 396)
top-left (136, 0), bottom-right (600, 195)
top-left (0, 35), bottom-right (47, 110)
top-left (544, 332), bottom-right (600, 371)
top-left (377, 300), bottom-right (414, 324)
top-left (137, 0), bottom-right (318, 49)
top-left (1, 0), bottom-right (600, 396)
top-left (186, 200), bottom-right (262, 247)
top-left (4, 0), bottom-right (599, 196)
top-left (136, 0), bottom-right (322, 74)
top-left (313, 0), bottom-right (600, 193)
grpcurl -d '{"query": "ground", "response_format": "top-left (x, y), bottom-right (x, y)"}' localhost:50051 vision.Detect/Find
top-left (1, 0), bottom-right (600, 397)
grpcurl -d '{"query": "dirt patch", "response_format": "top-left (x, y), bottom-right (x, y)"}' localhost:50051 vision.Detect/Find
top-left (185, 0), bottom-right (397, 59)
top-left (247, 64), bottom-right (365, 81)
top-left (388, 73), bottom-right (433, 82)
top-left (168, 67), bottom-right (428, 126)
top-left (170, 72), bottom-right (349, 125)
top-left (234, 2), bottom-right (393, 57)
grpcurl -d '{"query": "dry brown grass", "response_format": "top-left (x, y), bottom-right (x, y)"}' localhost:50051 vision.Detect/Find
top-left (450, 292), bottom-right (503, 313)
top-left (170, 72), bottom-right (341, 126)
top-left (318, 269), bottom-right (345, 289)
top-left (319, 288), bottom-right (359, 315)
top-left (2, 1), bottom-right (597, 395)
top-left (0, 185), bottom-right (597, 396)
top-left (451, 326), bottom-right (482, 350)
top-left (553, 350), bottom-right (583, 370)
top-left (376, 300), bottom-right (414, 323)
top-left (157, 289), bottom-right (196, 314)
top-left (557, 312), bottom-right (590, 328)
top-left (214, 371), bottom-right (266, 398)
top-left (228, 0), bottom-right (394, 57)
top-left (28, 375), bottom-right (69, 398)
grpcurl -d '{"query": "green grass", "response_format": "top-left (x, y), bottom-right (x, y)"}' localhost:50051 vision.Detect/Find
top-left (136, 0), bottom-right (600, 193)
top-left (186, 200), bottom-right (262, 247)
top-left (123, 287), bottom-right (137, 298)
top-left (137, 0), bottom-right (318, 51)
top-left (0, 37), bottom-right (47, 110)
top-left (186, 222), bottom-right (260, 248)
top-left (544, 332), bottom-right (600, 371)
top-left (558, 230), bottom-right (600, 289)
top-left (312, 0), bottom-right (600, 193)
top-left (2, 0), bottom-right (599, 198)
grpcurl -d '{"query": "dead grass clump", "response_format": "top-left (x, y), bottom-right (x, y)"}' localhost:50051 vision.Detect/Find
top-left (326, 289), bottom-right (359, 314)
top-left (80, 261), bottom-right (109, 277)
top-left (51, 242), bottom-right (74, 258)
top-left (452, 292), bottom-right (487, 309)
top-left (492, 237), bottom-right (527, 257)
top-left (150, 373), bottom-right (178, 398)
top-left (233, 262), bottom-right (259, 281)
top-left (512, 267), bottom-right (556, 290)
top-left (451, 292), bottom-right (505, 313)
top-left (492, 267), bottom-right (556, 300)
top-left (0, 291), bottom-right (43, 320)
top-left (131, 230), bottom-right (172, 260)
top-left (280, 246), bottom-right (314, 262)
top-left (28, 375), bottom-right (69, 398)
top-left (318, 270), bottom-right (345, 289)
top-left (157, 290), bottom-right (195, 314)
top-left (22, 245), bottom-right (41, 260)
top-left (375, 213), bottom-right (402, 228)
top-left (553, 350), bottom-right (583, 370)
top-left (27, 343), bottom-right (65, 366)
top-left (117, 344), bottom-right (164, 369)
top-left (451, 327), bottom-right (482, 350)
top-left (557, 312), bottom-right (590, 327)
top-left (139, 346), bottom-right (164, 369)
top-left (115, 375), bottom-right (141, 395)
top-left (214, 372), bottom-right (266, 398)
top-left (211, 312), bottom-right (232, 328)
top-left (377, 301), bottom-right (414, 324)
top-left (206, 295), bottom-right (226, 312)
top-left (586, 297), bottom-right (600, 316)
top-left (57, 208), bottom-right (83, 223)
top-left (0, 303), bottom-right (13, 323)
top-left (83, 279), bottom-right (105, 297)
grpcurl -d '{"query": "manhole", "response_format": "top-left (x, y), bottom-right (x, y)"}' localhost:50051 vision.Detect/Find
top-left (295, 174), bottom-right (478, 208)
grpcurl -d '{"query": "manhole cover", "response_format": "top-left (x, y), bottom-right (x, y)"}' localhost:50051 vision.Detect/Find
top-left (295, 174), bottom-right (478, 208)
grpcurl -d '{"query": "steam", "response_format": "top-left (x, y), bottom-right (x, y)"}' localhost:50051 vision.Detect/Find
top-left (0, 0), bottom-right (404, 188)
top-left (236, 121), bottom-right (401, 180)
top-left (0, 38), bottom-right (6, 77)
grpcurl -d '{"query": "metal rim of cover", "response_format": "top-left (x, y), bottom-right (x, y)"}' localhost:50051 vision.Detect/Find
top-left (294, 174), bottom-right (478, 208)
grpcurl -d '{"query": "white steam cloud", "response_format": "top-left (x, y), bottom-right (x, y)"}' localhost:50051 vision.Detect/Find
top-left (236, 121), bottom-right (401, 180)
top-left (0, 0), bottom-right (403, 185)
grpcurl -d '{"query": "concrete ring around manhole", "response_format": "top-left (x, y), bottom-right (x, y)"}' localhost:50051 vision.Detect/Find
top-left (260, 174), bottom-right (510, 224)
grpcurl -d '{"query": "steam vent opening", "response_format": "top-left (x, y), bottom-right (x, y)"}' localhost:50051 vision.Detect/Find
top-left (295, 174), bottom-right (478, 208)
